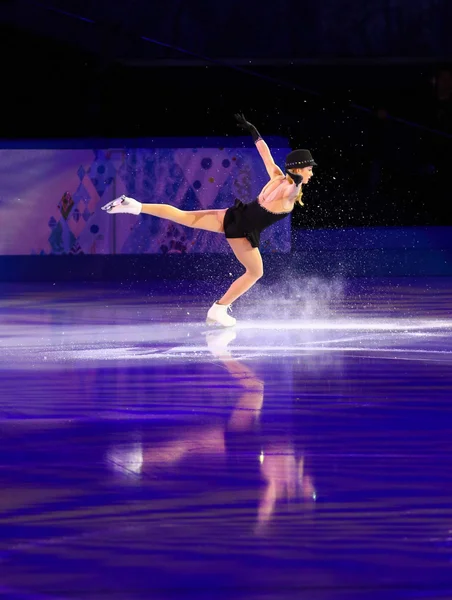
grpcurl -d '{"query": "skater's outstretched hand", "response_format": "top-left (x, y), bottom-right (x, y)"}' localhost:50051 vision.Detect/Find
top-left (101, 195), bottom-right (142, 215)
top-left (234, 113), bottom-right (261, 143)
top-left (235, 112), bottom-right (254, 132)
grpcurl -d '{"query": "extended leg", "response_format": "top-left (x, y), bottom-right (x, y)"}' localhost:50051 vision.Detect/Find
top-left (102, 195), bottom-right (226, 234)
top-left (141, 204), bottom-right (227, 233)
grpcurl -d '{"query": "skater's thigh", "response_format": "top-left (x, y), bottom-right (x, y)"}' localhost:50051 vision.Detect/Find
top-left (227, 238), bottom-right (263, 278)
top-left (185, 209), bottom-right (227, 233)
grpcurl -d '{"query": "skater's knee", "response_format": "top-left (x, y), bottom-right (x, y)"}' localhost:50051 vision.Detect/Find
top-left (246, 266), bottom-right (264, 281)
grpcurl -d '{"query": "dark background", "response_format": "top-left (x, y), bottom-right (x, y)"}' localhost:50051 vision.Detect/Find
top-left (2, 0), bottom-right (452, 230)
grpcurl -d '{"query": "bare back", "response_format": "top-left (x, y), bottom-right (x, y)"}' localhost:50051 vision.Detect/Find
top-left (258, 176), bottom-right (297, 214)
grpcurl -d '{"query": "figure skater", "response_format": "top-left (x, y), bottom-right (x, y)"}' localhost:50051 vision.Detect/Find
top-left (101, 114), bottom-right (317, 327)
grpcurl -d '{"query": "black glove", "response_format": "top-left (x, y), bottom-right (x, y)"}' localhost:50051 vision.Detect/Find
top-left (234, 113), bottom-right (262, 143)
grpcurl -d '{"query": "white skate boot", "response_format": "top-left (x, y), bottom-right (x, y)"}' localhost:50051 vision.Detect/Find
top-left (206, 302), bottom-right (236, 327)
top-left (101, 195), bottom-right (142, 215)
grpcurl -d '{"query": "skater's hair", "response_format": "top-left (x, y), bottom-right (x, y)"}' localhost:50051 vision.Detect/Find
top-left (286, 174), bottom-right (304, 206)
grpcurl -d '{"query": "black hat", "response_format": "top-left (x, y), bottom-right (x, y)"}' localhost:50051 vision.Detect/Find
top-left (285, 149), bottom-right (317, 169)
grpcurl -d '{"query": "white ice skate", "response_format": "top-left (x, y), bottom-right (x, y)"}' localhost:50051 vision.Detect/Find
top-left (101, 195), bottom-right (142, 215)
top-left (206, 302), bottom-right (236, 327)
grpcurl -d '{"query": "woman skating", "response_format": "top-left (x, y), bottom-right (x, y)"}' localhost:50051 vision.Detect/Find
top-left (101, 114), bottom-right (316, 326)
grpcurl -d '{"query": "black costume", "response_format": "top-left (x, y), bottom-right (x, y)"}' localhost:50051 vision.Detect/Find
top-left (223, 198), bottom-right (290, 248)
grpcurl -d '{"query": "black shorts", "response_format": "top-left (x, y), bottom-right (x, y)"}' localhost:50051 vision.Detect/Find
top-left (223, 199), bottom-right (260, 248)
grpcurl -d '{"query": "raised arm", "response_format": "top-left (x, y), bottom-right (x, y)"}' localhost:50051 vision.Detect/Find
top-left (235, 113), bottom-right (284, 180)
top-left (254, 138), bottom-right (284, 179)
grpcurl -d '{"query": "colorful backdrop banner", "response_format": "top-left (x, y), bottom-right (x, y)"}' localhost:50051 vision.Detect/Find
top-left (0, 141), bottom-right (292, 256)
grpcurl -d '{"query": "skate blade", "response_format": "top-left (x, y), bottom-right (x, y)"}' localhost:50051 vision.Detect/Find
top-left (205, 318), bottom-right (235, 328)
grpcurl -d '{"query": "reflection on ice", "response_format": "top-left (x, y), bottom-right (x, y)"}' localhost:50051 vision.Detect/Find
top-left (104, 337), bottom-right (316, 533)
